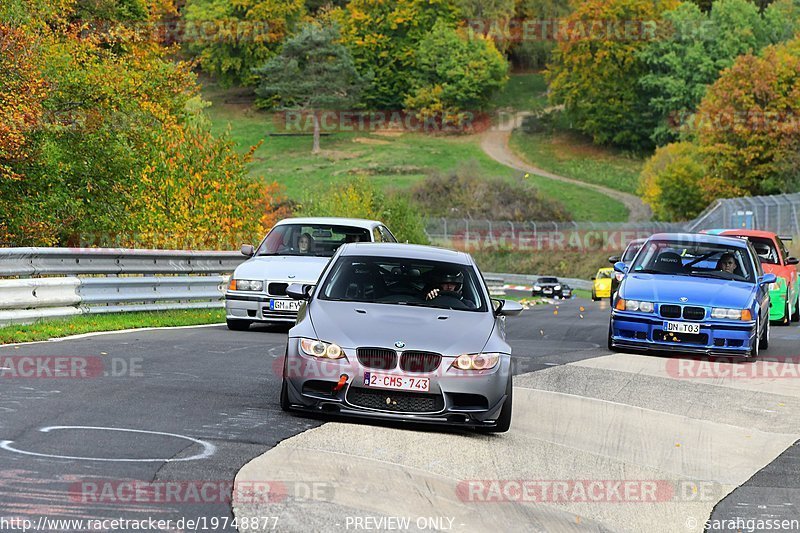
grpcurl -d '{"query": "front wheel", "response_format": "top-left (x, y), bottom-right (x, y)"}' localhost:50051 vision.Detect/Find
top-left (792, 293), bottom-right (800, 322)
top-left (591, 289), bottom-right (598, 301)
top-left (749, 318), bottom-right (761, 358)
top-left (280, 379), bottom-right (292, 412)
top-left (782, 298), bottom-right (791, 325)
top-left (761, 316), bottom-right (770, 350)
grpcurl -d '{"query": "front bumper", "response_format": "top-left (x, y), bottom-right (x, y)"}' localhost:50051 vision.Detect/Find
top-left (283, 343), bottom-right (511, 427)
top-left (609, 311), bottom-right (755, 356)
top-left (532, 288), bottom-right (563, 298)
top-left (225, 293), bottom-right (299, 323)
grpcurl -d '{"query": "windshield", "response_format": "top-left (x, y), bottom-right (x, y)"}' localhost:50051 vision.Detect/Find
top-left (537, 278), bottom-right (559, 284)
top-left (319, 256), bottom-right (487, 312)
top-left (630, 239), bottom-right (755, 283)
top-left (622, 241), bottom-right (644, 262)
top-left (256, 224), bottom-right (371, 257)
top-left (739, 236), bottom-right (780, 265)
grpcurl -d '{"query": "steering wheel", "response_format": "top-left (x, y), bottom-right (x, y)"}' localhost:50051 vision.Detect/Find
top-left (377, 294), bottom-right (425, 304)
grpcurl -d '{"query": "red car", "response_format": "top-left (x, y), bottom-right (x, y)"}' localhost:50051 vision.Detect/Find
top-left (704, 230), bottom-right (799, 324)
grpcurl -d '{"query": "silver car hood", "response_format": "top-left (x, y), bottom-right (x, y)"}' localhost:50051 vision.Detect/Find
top-left (233, 255), bottom-right (330, 283)
top-left (308, 300), bottom-right (495, 355)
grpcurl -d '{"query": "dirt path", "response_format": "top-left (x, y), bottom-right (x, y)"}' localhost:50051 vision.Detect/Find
top-left (480, 114), bottom-right (652, 222)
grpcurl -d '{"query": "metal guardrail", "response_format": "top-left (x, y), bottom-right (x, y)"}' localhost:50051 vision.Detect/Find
top-left (0, 248), bottom-right (246, 326)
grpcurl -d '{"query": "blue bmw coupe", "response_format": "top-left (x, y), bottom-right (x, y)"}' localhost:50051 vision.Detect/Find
top-left (608, 233), bottom-right (776, 357)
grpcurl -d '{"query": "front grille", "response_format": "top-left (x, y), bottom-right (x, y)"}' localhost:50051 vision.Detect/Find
top-left (683, 306), bottom-right (705, 320)
top-left (268, 282), bottom-right (288, 296)
top-left (660, 305), bottom-right (681, 318)
top-left (347, 388), bottom-right (444, 413)
top-left (357, 348), bottom-right (397, 370)
top-left (654, 330), bottom-right (709, 345)
top-left (400, 351), bottom-right (442, 373)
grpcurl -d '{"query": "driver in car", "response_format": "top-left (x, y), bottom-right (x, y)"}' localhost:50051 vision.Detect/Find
top-left (425, 269), bottom-right (476, 308)
top-left (716, 252), bottom-right (737, 274)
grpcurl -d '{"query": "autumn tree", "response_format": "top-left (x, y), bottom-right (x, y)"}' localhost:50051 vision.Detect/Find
top-left (405, 20), bottom-right (508, 122)
top-left (254, 22), bottom-right (363, 154)
top-left (335, 0), bottom-right (462, 109)
top-left (639, 142), bottom-right (712, 221)
top-left (638, 0), bottom-right (771, 145)
top-left (182, 0), bottom-right (306, 86)
top-left (696, 38), bottom-right (800, 196)
top-left (546, 0), bottom-right (680, 148)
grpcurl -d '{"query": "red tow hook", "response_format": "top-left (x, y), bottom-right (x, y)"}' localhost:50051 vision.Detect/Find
top-left (333, 374), bottom-right (348, 392)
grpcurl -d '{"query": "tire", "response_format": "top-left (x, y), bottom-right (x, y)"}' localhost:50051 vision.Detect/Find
top-left (226, 319), bottom-right (251, 331)
top-left (280, 352), bottom-right (292, 412)
top-left (591, 289), bottom-right (598, 301)
top-left (792, 292), bottom-right (800, 322)
top-left (749, 318), bottom-right (760, 358)
top-left (761, 316), bottom-right (770, 350)
top-left (480, 376), bottom-right (512, 433)
top-left (280, 378), bottom-right (292, 412)
top-left (782, 298), bottom-right (791, 325)
top-left (607, 322), bottom-right (617, 352)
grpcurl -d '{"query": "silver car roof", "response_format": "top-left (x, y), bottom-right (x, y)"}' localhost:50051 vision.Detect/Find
top-left (274, 217), bottom-right (384, 229)
top-left (337, 243), bottom-right (473, 265)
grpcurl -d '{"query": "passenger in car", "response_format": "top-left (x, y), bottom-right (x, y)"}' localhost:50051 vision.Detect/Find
top-left (298, 233), bottom-right (314, 254)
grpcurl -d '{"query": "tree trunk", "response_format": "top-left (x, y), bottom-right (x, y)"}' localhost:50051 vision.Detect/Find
top-left (312, 111), bottom-right (321, 154)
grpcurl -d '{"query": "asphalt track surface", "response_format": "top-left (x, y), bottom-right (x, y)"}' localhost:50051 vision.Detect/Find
top-left (1, 297), bottom-right (798, 532)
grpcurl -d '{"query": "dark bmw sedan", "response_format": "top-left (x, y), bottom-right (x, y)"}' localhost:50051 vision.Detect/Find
top-left (279, 243), bottom-right (523, 432)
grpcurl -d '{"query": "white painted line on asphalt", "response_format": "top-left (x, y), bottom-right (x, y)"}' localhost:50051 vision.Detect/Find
top-left (0, 323), bottom-right (226, 348)
top-left (0, 426), bottom-right (216, 462)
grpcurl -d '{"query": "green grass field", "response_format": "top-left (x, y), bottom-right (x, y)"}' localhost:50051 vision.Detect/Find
top-left (509, 130), bottom-right (646, 195)
top-left (0, 309), bottom-right (224, 345)
top-left (203, 74), bottom-right (640, 222)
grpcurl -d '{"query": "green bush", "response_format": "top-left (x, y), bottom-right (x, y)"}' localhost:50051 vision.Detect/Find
top-left (409, 164), bottom-right (570, 222)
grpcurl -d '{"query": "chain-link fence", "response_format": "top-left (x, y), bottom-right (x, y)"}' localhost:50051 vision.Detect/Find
top-left (686, 192), bottom-right (800, 235)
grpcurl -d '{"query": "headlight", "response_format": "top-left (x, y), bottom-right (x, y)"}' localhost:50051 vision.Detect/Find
top-left (615, 299), bottom-right (654, 313)
top-left (451, 353), bottom-right (501, 371)
top-left (711, 308), bottom-right (751, 320)
top-left (229, 279), bottom-right (263, 291)
top-left (533, 285), bottom-right (541, 291)
top-left (299, 338), bottom-right (345, 359)
top-left (554, 285), bottom-right (561, 290)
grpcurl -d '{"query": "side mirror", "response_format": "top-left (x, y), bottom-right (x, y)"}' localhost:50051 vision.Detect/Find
top-left (495, 299), bottom-right (523, 317)
top-left (608, 256), bottom-right (620, 265)
top-left (240, 244), bottom-right (255, 257)
top-left (613, 261), bottom-right (628, 274)
top-left (759, 273), bottom-right (777, 285)
top-left (286, 283), bottom-right (312, 300)
top-left (786, 257), bottom-right (799, 266)
top-left (591, 276), bottom-right (596, 281)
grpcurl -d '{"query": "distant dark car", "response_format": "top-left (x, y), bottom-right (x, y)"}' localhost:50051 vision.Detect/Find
top-left (532, 277), bottom-right (566, 299)
top-left (561, 283), bottom-right (573, 299)
top-left (608, 238), bottom-right (646, 303)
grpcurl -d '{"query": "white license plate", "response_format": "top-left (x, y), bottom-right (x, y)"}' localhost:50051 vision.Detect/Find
top-left (271, 299), bottom-right (301, 311)
top-left (364, 372), bottom-right (430, 392)
top-left (664, 321), bottom-right (700, 334)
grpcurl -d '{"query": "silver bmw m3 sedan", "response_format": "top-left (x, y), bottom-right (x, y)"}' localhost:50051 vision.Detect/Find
top-left (279, 243), bottom-right (523, 432)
